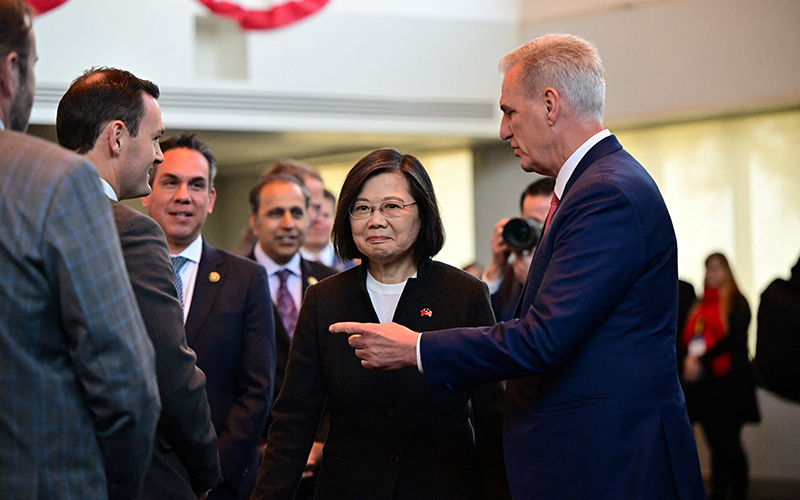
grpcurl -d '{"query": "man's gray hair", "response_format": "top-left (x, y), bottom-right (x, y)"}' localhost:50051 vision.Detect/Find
top-left (499, 34), bottom-right (605, 123)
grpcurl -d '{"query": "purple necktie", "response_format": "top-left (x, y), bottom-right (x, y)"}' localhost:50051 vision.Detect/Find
top-left (276, 269), bottom-right (298, 339)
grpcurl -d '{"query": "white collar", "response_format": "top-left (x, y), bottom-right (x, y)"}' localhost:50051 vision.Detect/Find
top-left (254, 244), bottom-right (302, 278)
top-left (172, 235), bottom-right (203, 263)
top-left (98, 177), bottom-right (118, 201)
top-left (553, 129), bottom-right (611, 199)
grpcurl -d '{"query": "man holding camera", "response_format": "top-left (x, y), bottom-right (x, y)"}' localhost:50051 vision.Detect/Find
top-left (482, 177), bottom-right (554, 322)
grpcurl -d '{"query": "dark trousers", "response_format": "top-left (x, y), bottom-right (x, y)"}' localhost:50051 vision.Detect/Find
top-left (701, 421), bottom-right (748, 500)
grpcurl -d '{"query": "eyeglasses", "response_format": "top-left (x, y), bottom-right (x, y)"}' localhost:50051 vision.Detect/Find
top-left (349, 201), bottom-right (417, 219)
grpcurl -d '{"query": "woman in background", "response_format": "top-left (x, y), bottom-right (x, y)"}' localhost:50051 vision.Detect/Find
top-left (251, 148), bottom-right (509, 500)
top-left (680, 252), bottom-right (760, 500)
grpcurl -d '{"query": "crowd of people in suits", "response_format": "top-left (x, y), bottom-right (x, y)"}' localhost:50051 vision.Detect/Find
top-left (3, 0), bottom-right (800, 498)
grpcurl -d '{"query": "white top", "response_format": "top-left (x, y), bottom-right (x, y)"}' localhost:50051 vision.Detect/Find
top-left (171, 235), bottom-right (203, 323)
top-left (254, 245), bottom-right (303, 312)
top-left (366, 270), bottom-right (416, 324)
top-left (417, 129), bottom-right (613, 373)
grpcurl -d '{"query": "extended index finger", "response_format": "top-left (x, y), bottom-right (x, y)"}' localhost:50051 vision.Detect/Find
top-left (329, 321), bottom-right (375, 335)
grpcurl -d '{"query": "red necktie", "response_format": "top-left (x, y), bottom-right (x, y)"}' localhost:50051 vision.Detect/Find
top-left (544, 193), bottom-right (560, 233)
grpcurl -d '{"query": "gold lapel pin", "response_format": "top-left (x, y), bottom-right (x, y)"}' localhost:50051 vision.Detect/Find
top-left (307, 276), bottom-right (318, 285)
top-left (209, 272), bottom-right (221, 283)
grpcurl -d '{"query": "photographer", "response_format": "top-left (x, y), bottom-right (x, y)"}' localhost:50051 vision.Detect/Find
top-left (482, 178), bottom-right (555, 322)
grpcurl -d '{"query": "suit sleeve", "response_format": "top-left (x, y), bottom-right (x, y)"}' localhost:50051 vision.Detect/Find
top-left (47, 165), bottom-right (160, 500)
top-left (115, 208), bottom-right (221, 492)
top-left (251, 283), bottom-right (326, 500)
top-left (217, 264), bottom-right (276, 489)
top-left (421, 180), bottom-right (647, 391)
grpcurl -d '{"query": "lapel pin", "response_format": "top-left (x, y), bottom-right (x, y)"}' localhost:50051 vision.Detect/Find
top-left (307, 276), bottom-right (318, 285)
top-left (420, 308), bottom-right (432, 317)
top-left (209, 272), bottom-right (220, 283)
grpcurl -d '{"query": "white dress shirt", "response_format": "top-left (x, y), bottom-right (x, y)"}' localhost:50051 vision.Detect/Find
top-left (171, 235), bottom-right (203, 324)
top-left (253, 245), bottom-right (303, 312)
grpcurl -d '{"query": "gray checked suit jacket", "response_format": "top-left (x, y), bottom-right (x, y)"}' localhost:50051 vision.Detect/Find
top-left (0, 130), bottom-right (160, 500)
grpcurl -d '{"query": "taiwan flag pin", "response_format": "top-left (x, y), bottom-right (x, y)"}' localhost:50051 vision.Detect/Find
top-left (420, 308), bottom-right (432, 317)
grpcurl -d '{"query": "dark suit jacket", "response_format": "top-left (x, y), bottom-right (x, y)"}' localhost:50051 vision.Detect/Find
top-left (0, 131), bottom-right (160, 500)
top-left (491, 265), bottom-right (523, 323)
top-left (251, 260), bottom-right (509, 500)
top-left (755, 257), bottom-right (800, 402)
top-left (246, 252), bottom-right (336, 410)
top-left (186, 242), bottom-right (276, 500)
top-left (421, 136), bottom-right (706, 499)
top-left (110, 201), bottom-right (221, 499)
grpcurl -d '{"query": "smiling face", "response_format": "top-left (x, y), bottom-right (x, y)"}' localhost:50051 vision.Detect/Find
top-left (350, 171), bottom-right (420, 270)
top-left (499, 62), bottom-right (557, 176)
top-left (117, 93), bottom-right (164, 199)
top-left (142, 147), bottom-right (216, 254)
top-left (249, 180), bottom-right (308, 265)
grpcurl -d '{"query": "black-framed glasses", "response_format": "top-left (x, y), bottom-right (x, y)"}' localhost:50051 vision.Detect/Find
top-left (349, 201), bottom-right (417, 219)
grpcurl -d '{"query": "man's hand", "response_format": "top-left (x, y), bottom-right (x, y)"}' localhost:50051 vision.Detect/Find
top-left (511, 249), bottom-right (533, 284)
top-left (484, 217), bottom-right (511, 282)
top-left (329, 322), bottom-right (419, 370)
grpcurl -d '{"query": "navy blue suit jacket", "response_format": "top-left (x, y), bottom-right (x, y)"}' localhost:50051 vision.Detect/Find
top-left (186, 242), bottom-right (276, 499)
top-left (421, 136), bottom-right (705, 499)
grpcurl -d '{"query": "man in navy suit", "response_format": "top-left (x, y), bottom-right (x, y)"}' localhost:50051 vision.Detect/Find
top-left (333, 34), bottom-right (706, 499)
top-left (143, 133), bottom-right (276, 500)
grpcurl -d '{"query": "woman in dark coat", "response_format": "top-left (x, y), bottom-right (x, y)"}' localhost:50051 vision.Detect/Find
top-left (250, 148), bottom-right (510, 500)
top-left (680, 252), bottom-right (760, 500)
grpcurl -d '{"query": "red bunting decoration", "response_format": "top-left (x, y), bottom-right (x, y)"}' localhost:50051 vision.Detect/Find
top-left (196, 0), bottom-right (330, 30)
top-left (24, 0), bottom-right (69, 14)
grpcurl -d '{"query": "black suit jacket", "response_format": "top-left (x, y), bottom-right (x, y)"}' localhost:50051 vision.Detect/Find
top-left (186, 242), bottom-right (276, 500)
top-left (251, 260), bottom-right (509, 500)
top-left (110, 201), bottom-right (220, 499)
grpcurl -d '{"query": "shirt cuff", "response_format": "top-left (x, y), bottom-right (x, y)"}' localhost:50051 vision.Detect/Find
top-left (481, 271), bottom-right (502, 295)
top-left (416, 332), bottom-right (424, 373)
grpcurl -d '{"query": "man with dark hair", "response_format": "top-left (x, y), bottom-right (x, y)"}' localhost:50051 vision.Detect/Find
top-left (57, 68), bottom-right (221, 500)
top-left (247, 173), bottom-right (335, 496)
top-left (233, 159), bottom-right (326, 258)
top-left (1, 4), bottom-right (160, 499)
top-left (332, 34), bottom-right (705, 498)
top-left (482, 177), bottom-right (554, 321)
top-left (143, 133), bottom-right (276, 500)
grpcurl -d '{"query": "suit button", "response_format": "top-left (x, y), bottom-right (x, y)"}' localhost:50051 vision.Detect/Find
top-left (387, 408), bottom-right (397, 417)
top-left (389, 455), bottom-right (399, 464)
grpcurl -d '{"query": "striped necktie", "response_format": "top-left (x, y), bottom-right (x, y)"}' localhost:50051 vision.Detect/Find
top-left (170, 256), bottom-right (189, 310)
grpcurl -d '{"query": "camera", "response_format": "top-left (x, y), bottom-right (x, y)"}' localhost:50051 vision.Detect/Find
top-left (502, 218), bottom-right (542, 252)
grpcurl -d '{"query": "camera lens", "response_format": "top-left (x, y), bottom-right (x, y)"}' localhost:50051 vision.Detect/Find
top-left (502, 218), bottom-right (542, 252)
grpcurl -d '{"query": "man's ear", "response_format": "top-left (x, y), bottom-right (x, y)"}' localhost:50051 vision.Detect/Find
top-left (542, 87), bottom-right (560, 126)
top-left (106, 120), bottom-right (126, 156)
top-left (207, 187), bottom-right (217, 214)
top-left (0, 51), bottom-right (20, 97)
top-left (249, 212), bottom-right (258, 234)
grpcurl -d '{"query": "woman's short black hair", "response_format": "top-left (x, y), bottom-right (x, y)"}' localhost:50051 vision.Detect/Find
top-left (333, 148), bottom-right (445, 263)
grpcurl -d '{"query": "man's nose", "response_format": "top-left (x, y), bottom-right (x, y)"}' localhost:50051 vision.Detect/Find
top-left (500, 115), bottom-right (512, 141)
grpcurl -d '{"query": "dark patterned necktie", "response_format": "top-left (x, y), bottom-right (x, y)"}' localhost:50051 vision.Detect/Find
top-left (276, 269), bottom-right (299, 339)
top-left (170, 256), bottom-right (189, 310)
